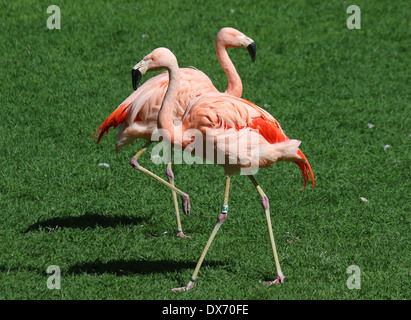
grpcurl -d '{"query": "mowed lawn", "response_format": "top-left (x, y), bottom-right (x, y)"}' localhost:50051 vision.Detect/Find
top-left (0, 0), bottom-right (409, 300)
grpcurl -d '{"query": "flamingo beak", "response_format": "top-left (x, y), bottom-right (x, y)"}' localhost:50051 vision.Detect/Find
top-left (132, 59), bottom-right (150, 90)
top-left (247, 42), bottom-right (256, 62)
top-left (132, 68), bottom-right (142, 90)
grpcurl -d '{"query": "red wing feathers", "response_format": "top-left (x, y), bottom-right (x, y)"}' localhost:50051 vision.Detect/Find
top-left (93, 102), bottom-right (133, 144)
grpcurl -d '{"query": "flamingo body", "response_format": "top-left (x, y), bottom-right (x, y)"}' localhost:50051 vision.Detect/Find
top-left (132, 47), bottom-right (315, 290)
top-left (178, 92), bottom-right (314, 187)
top-left (94, 27), bottom-right (256, 151)
top-left (93, 29), bottom-right (256, 238)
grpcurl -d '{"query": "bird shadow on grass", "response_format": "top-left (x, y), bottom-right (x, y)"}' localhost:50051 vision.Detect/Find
top-left (24, 213), bottom-right (145, 233)
top-left (67, 259), bottom-right (224, 276)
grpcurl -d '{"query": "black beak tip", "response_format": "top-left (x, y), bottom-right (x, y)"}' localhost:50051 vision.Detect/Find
top-left (247, 42), bottom-right (256, 62)
top-left (132, 69), bottom-right (142, 91)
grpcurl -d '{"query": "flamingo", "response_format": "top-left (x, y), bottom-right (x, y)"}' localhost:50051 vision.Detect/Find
top-left (132, 47), bottom-right (315, 291)
top-left (93, 28), bottom-right (256, 238)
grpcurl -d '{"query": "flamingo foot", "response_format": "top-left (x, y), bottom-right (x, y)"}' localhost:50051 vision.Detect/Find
top-left (171, 280), bottom-right (195, 292)
top-left (263, 274), bottom-right (285, 286)
top-left (181, 194), bottom-right (191, 217)
top-left (177, 231), bottom-right (189, 238)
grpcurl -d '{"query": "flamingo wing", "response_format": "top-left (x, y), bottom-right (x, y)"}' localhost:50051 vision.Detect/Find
top-left (93, 68), bottom-right (217, 145)
top-left (93, 72), bottom-right (168, 143)
top-left (182, 93), bottom-right (314, 188)
top-left (182, 93), bottom-right (279, 135)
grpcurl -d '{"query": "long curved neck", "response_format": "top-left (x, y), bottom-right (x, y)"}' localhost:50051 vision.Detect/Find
top-left (157, 65), bottom-right (180, 142)
top-left (216, 42), bottom-right (243, 98)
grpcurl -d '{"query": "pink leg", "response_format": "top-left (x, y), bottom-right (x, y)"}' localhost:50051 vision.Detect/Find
top-left (249, 176), bottom-right (285, 286)
top-left (166, 163), bottom-right (188, 238)
top-left (129, 153), bottom-right (191, 217)
top-left (172, 176), bottom-right (231, 292)
top-left (171, 213), bottom-right (227, 292)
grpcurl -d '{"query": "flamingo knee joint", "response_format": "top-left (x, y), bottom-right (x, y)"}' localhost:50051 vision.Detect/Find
top-left (261, 194), bottom-right (269, 211)
top-left (166, 167), bottom-right (174, 181)
top-left (217, 212), bottom-right (227, 224)
top-left (129, 157), bottom-right (140, 169)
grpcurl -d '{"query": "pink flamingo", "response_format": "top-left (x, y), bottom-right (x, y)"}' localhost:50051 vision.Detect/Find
top-left (93, 28), bottom-right (256, 238)
top-left (132, 48), bottom-right (315, 291)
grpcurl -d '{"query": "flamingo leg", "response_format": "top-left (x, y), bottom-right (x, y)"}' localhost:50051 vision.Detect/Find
top-left (166, 163), bottom-right (188, 238)
top-left (129, 141), bottom-right (191, 217)
top-left (248, 175), bottom-right (285, 284)
top-left (172, 175), bottom-right (231, 292)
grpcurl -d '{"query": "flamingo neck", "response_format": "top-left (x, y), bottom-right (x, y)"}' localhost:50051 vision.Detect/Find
top-left (157, 65), bottom-right (180, 142)
top-left (216, 42), bottom-right (243, 98)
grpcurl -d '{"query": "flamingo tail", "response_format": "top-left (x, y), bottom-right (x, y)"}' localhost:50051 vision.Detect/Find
top-left (249, 118), bottom-right (315, 190)
top-left (295, 149), bottom-right (315, 190)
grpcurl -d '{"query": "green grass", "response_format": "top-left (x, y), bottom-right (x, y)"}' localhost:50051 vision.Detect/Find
top-left (0, 0), bottom-right (410, 300)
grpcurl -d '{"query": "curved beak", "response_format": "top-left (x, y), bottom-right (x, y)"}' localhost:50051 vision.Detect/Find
top-left (247, 42), bottom-right (256, 62)
top-left (132, 68), bottom-right (142, 91)
top-left (131, 59), bottom-right (150, 90)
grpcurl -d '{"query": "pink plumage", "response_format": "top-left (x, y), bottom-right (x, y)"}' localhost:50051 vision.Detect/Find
top-left (93, 28), bottom-right (256, 152)
top-left (93, 28), bottom-right (257, 238)
top-left (132, 47), bottom-right (315, 291)
top-left (177, 92), bottom-right (314, 186)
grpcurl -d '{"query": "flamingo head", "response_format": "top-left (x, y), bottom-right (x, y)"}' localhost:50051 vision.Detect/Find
top-left (132, 47), bottom-right (177, 90)
top-left (216, 27), bottom-right (256, 62)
